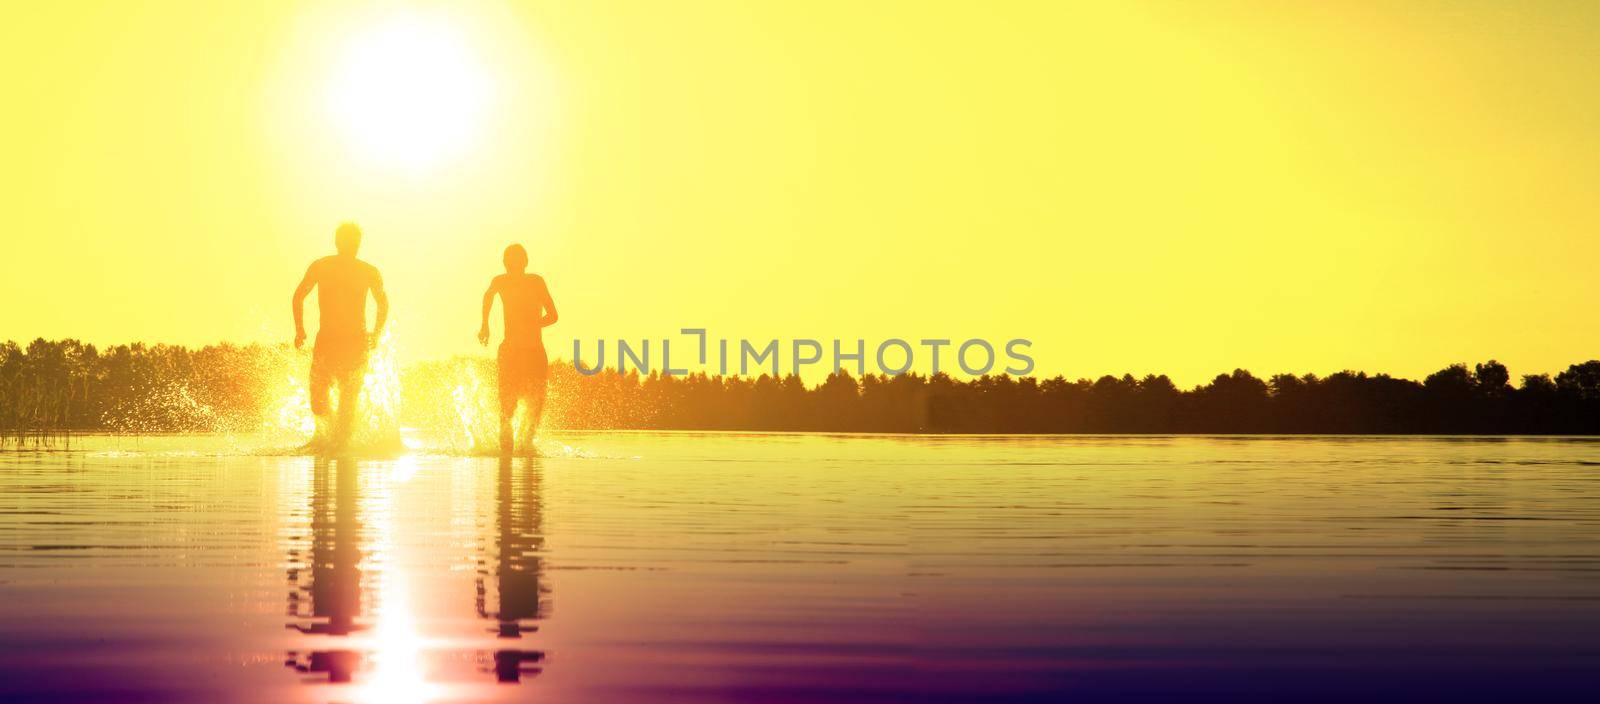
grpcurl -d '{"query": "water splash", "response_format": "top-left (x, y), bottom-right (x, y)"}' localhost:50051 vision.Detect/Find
top-left (262, 328), bottom-right (404, 452)
top-left (103, 378), bottom-right (229, 434)
top-left (405, 357), bottom-right (546, 455)
top-left (60, 325), bottom-right (601, 457)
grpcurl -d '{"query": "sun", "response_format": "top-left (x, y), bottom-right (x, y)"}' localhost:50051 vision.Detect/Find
top-left (327, 16), bottom-right (492, 169)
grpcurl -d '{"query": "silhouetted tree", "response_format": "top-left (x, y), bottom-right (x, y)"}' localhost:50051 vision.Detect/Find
top-left (6, 339), bottom-right (1600, 436)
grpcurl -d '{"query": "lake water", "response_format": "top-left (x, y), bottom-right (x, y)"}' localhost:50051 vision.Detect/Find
top-left (2, 433), bottom-right (1598, 702)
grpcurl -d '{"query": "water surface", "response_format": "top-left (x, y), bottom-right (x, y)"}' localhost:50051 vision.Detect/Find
top-left (3, 433), bottom-right (1598, 702)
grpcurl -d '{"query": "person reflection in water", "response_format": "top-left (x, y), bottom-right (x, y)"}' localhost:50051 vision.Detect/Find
top-left (292, 222), bottom-right (388, 453)
top-left (478, 244), bottom-right (558, 456)
top-left (477, 456), bottom-right (548, 682)
top-left (285, 458), bottom-right (366, 683)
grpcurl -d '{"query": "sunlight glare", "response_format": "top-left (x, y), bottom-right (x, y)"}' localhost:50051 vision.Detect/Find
top-left (351, 469), bottom-right (438, 704)
top-left (327, 16), bottom-right (491, 168)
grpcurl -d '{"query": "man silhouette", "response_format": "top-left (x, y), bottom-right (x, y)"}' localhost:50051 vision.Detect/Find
top-left (479, 244), bottom-right (558, 455)
top-left (293, 222), bottom-right (388, 452)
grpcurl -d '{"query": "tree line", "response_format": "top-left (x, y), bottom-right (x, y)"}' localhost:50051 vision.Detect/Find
top-left (0, 339), bottom-right (274, 434)
top-left (5, 338), bottom-right (1600, 435)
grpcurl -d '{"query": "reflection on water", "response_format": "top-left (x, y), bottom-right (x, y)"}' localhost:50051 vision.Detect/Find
top-left (284, 459), bottom-right (366, 685)
top-left (288, 460), bottom-right (365, 638)
top-left (279, 456), bottom-right (548, 695)
top-left (478, 458), bottom-right (548, 682)
top-left (2, 433), bottom-right (1600, 702)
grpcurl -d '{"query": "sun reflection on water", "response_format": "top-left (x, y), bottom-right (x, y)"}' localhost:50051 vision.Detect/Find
top-left (351, 460), bottom-right (439, 704)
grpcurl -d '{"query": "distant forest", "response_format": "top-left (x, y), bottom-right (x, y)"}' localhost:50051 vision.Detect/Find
top-left (4, 338), bottom-right (1600, 435)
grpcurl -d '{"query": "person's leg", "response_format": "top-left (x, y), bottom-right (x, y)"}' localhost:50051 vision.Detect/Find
top-left (333, 366), bottom-right (363, 450)
top-left (515, 349), bottom-right (548, 455)
top-left (514, 392), bottom-right (536, 454)
top-left (497, 345), bottom-right (517, 455)
top-left (498, 398), bottom-right (516, 455)
top-left (307, 355), bottom-right (332, 448)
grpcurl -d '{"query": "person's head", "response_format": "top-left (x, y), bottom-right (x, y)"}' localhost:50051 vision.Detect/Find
top-left (334, 222), bottom-right (362, 256)
top-left (503, 244), bottom-right (528, 273)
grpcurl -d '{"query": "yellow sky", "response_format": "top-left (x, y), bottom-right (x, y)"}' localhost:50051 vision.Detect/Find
top-left (2, 1), bottom-right (1597, 385)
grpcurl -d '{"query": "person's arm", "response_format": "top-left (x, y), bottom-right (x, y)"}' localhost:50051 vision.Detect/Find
top-left (291, 262), bottom-right (318, 349)
top-left (370, 269), bottom-right (389, 349)
top-left (478, 277), bottom-right (500, 346)
top-left (538, 278), bottom-right (559, 328)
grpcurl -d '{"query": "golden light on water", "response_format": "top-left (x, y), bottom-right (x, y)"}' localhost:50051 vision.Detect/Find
top-left (354, 463), bottom-right (436, 704)
top-left (7, 2), bottom-right (1600, 700)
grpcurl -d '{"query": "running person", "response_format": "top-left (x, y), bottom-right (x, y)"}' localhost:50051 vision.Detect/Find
top-left (292, 222), bottom-right (388, 452)
top-left (478, 244), bottom-right (558, 455)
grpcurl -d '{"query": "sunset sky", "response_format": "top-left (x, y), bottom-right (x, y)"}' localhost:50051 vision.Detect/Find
top-left (2, 1), bottom-right (1598, 385)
